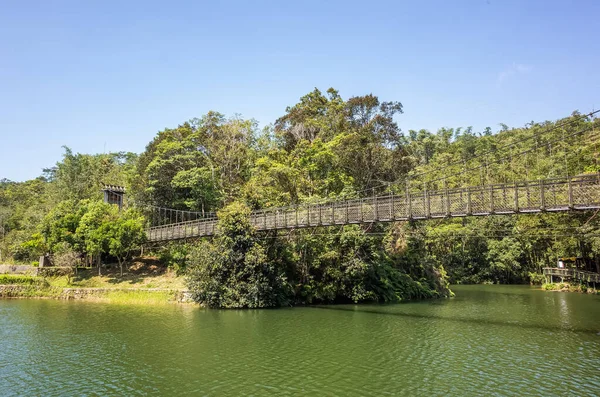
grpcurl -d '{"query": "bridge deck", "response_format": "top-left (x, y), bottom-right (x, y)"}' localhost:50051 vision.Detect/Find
top-left (147, 174), bottom-right (600, 242)
top-left (543, 267), bottom-right (600, 284)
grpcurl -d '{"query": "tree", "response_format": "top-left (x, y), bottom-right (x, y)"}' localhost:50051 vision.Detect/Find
top-left (46, 147), bottom-right (136, 202)
top-left (75, 201), bottom-right (112, 270)
top-left (275, 88), bottom-right (346, 149)
top-left (134, 113), bottom-right (256, 212)
top-left (42, 200), bottom-right (90, 254)
top-left (40, 200), bottom-right (145, 276)
top-left (486, 238), bottom-right (524, 283)
top-left (105, 209), bottom-right (146, 276)
top-left (186, 201), bottom-right (290, 308)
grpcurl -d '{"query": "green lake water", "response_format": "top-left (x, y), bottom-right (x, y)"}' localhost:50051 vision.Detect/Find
top-left (1, 285), bottom-right (599, 396)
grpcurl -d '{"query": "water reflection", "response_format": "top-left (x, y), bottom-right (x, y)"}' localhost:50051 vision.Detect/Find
top-left (311, 302), bottom-right (599, 334)
top-left (0, 286), bottom-right (599, 396)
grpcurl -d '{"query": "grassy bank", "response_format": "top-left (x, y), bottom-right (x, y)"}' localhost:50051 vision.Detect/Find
top-left (542, 282), bottom-right (599, 294)
top-left (0, 258), bottom-right (191, 304)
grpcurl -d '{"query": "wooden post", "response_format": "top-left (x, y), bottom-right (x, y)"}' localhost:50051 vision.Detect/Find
top-left (332, 202), bottom-right (335, 224)
top-left (568, 178), bottom-right (574, 208)
top-left (374, 190), bottom-right (378, 221)
top-left (467, 188), bottom-right (471, 215)
top-left (390, 191), bottom-right (394, 220)
top-left (345, 200), bottom-right (349, 223)
top-left (360, 199), bottom-right (364, 222)
top-left (284, 209), bottom-right (287, 228)
top-left (425, 188), bottom-right (430, 218)
top-left (308, 206), bottom-right (311, 225)
top-left (489, 185), bottom-right (494, 214)
top-left (295, 206), bottom-right (299, 227)
top-left (318, 204), bottom-right (322, 225)
top-left (540, 179), bottom-right (546, 211)
top-left (406, 184), bottom-right (412, 219)
top-left (514, 182), bottom-right (519, 212)
top-left (263, 210), bottom-right (267, 230)
top-left (445, 184), bottom-right (451, 217)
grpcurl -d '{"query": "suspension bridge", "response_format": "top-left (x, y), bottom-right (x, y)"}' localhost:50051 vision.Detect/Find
top-left (143, 111), bottom-right (600, 242)
top-left (146, 174), bottom-right (600, 241)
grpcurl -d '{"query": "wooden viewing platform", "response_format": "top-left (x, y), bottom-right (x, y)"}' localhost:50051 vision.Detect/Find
top-left (543, 267), bottom-right (600, 284)
top-left (147, 173), bottom-right (600, 242)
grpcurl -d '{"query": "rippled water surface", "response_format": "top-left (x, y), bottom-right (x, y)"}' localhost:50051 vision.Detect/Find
top-left (1, 285), bottom-right (599, 396)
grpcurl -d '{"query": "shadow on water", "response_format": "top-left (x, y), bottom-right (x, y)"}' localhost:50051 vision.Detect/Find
top-left (309, 305), bottom-right (600, 335)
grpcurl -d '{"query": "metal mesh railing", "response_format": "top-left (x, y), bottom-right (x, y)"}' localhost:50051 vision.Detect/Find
top-left (147, 173), bottom-right (600, 241)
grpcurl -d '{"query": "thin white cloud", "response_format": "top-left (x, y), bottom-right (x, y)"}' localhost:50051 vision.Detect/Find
top-left (497, 63), bottom-right (533, 87)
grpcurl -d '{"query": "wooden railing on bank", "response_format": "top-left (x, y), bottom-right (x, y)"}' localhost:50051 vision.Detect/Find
top-left (542, 267), bottom-right (600, 284)
top-left (147, 173), bottom-right (600, 242)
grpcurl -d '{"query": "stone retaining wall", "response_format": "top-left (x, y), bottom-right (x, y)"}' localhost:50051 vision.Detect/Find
top-left (0, 285), bottom-right (193, 303)
top-left (0, 285), bottom-right (37, 297)
top-left (60, 287), bottom-right (192, 302)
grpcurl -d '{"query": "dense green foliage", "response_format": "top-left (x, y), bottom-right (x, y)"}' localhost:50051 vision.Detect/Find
top-left (185, 202), bottom-right (445, 308)
top-left (0, 148), bottom-right (145, 271)
top-left (2, 87), bottom-right (599, 306)
top-left (186, 202), bottom-right (290, 308)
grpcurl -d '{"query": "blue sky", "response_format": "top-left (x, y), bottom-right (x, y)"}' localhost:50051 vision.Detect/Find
top-left (1, 0), bottom-right (598, 181)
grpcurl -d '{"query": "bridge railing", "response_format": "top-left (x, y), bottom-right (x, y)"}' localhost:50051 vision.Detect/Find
top-left (147, 217), bottom-right (218, 241)
top-left (543, 267), bottom-right (600, 283)
top-left (147, 173), bottom-right (600, 242)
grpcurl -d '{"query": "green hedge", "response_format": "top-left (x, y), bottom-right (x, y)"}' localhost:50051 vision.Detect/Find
top-left (0, 274), bottom-right (44, 285)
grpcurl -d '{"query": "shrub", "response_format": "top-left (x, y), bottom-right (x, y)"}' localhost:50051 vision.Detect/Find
top-left (12, 233), bottom-right (46, 262)
top-left (186, 202), bottom-right (291, 308)
top-left (158, 243), bottom-right (190, 274)
top-left (52, 246), bottom-right (82, 268)
top-left (528, 272), bottom-right (546, 285)
top-left (543, 282), bottom-right (569, 291)
top-left (0, 274), bottom-right (46, 286)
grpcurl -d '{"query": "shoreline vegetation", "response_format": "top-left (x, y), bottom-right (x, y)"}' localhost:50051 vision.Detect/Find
top-left (1, 282), bottom-right (596, 305)
top-left (0, 258), bottom-right (191, 304)
top-left (1, 267), bottom-right (597, 305)
top-left (0, 284), bottom-right (188, 304)
top-left (542, 282), bottom-right (598, 294)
